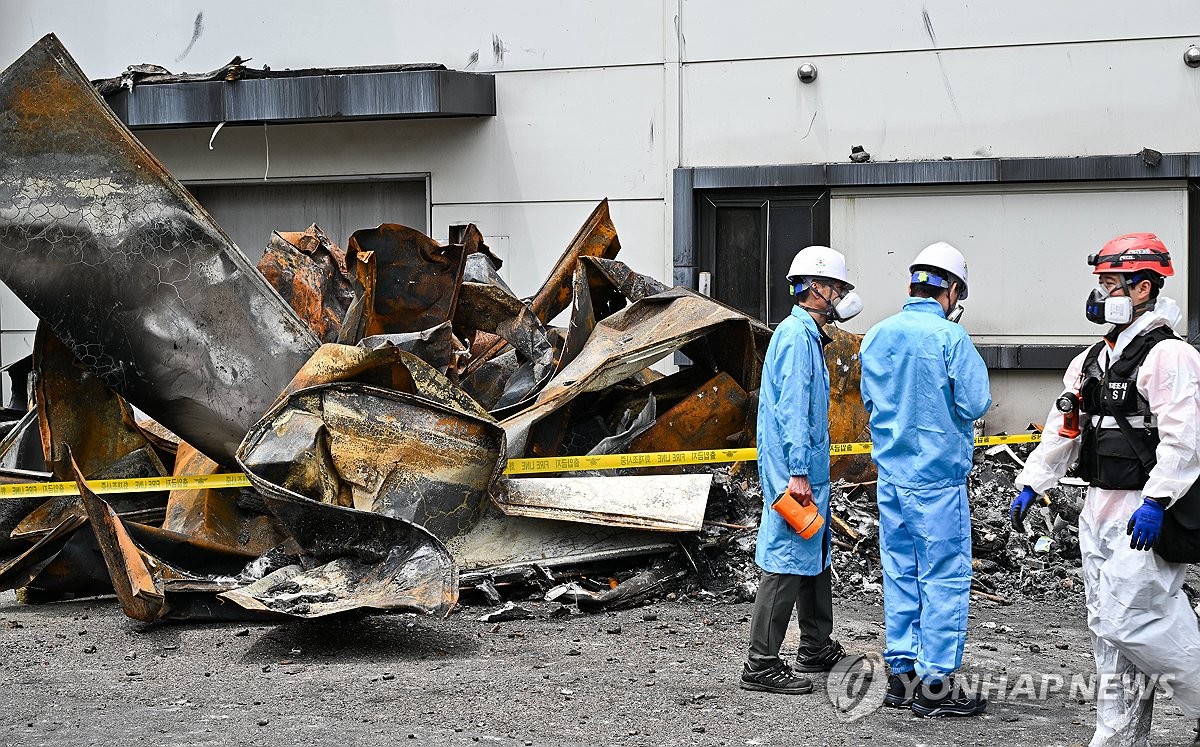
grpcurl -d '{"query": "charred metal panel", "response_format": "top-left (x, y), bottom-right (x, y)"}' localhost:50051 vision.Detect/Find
top-left (341, 225), bottom-right (466, 342)
top-left (237, 384), bottom-right (504, 542)
top-left (0, 35), bottom-right (321, 463)
top-left (446, 504), bottom-right (676, 574)
top-left (501, 289), bottom-right (759, 457)
top-left (162, 443), bottom-right (287, 558)
top-left (627, 371), bottom-right (748, 455)
top-left (824, 325), bottom-right (876, 483)
top-left (495, 474), bottom-right (713, 532)
top-left (257, 225), bottom-right (355, 344)
top-left (33, 325), bottom-right (151, 480)
top-left (528, 200), bottom-right (622, 324)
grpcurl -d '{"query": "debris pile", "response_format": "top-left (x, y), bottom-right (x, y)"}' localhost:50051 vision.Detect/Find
top-left (0, 35), bottom-right (1089, 628)
top-left (0, 35), bottom-right (787, 625)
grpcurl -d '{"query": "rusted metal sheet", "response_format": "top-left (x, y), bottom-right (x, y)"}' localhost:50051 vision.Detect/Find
top-left (582, 256), bottom-right (671, 305)
top-left (823, 324), bottom-right (876, 484)
top-left (237, 383), bottom-right (504, 542)
top-left (257, 224), bottom-right (355, 343)
top-left (0, 35), bottom-right (321, 463)
top-left (76, 468), bottom-right (163, 622)
top-left (277, 343), bottom-right (489, 420)
top-left (460, 200), bottom-right (623, 379)
top-left (528, 200), bottom-right (621, 324)
top-left (495, 473), bottom-right (713, 531)
top-left (278, 344), bottom-right (417, 403)
top-left (339, 224), bottom-right (466, 342)
top-left (162, 443), bottom-right (287, 558)
top-left (627, 372), bottom-right (749, 454)
top-left (359, 321), bottom-right (464, 374)
top-left (0, 514), bottom-right (89, 593)
top-left (218, 491), bottom-right (457, 618)
top-left (457, 281), bottom-right (557, 410)
top-left (501, 289), bottom-right (760, 457)
top-left (0, 469), bottom-right (52, 555)
top-left (33, 325), bottom-right (151, 480)
top-left (11, 445), bottom-right (169, 542)
top-left (558, 256), bottom-right (669, 374)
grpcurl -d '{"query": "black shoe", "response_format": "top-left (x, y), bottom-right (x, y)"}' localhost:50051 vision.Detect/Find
top-left (910, 677), bottom-right (987, 718)
top-left (795, 639), bottom-right (847, 673)
top-left (883, 670), bottom-right (919, 708)
top-left (739, 662), bottom-right (814, 694)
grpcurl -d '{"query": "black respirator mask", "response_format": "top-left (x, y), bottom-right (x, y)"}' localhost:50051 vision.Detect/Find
top-left (1084, 275), bottom-right (1155, 325)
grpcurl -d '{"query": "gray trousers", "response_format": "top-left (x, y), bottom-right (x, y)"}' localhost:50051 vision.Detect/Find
top-left (746, 567), bottom-right (834, 669)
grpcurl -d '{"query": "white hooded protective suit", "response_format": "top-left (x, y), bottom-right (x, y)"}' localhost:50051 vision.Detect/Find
top-left (1017, 297), bottom-right (1200, 747)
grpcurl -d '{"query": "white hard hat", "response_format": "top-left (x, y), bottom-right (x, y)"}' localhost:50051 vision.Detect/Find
top-left (786, 245), bottom-right (854, 289)
top-left (909, 241), bottom-right (969, 299)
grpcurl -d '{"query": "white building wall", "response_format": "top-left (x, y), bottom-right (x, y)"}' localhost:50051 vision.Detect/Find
top-left (2, 1), bottom-right (1199, 425)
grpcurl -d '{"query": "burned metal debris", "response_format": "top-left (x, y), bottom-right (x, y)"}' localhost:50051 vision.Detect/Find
top-left (0, 34), bottom-right (319, 463)
top-left (0, 34), bottom-right (1069, 634)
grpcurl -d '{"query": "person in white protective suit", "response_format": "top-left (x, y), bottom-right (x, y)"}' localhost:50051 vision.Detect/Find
top-left (1012, 232), bottom-right (1200, 747)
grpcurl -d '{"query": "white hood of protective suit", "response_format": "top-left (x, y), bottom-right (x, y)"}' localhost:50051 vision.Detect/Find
top-left (1110, 295), bottom-right (1182, 359)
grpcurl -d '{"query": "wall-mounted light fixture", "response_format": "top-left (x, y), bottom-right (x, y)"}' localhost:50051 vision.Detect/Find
top-left (1185, 46), bottom-right (1200, 68)
top-left (797, 63), bottom-right (818, 84)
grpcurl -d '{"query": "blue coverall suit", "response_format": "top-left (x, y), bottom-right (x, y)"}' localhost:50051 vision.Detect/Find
top-left (747, 305), bottom-right (834, 667)
top-left (859, 297), bottom-right (992, 682)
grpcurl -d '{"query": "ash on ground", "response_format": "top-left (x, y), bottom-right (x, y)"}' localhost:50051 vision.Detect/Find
top-left (470, 443), bottom-right (1200, 616)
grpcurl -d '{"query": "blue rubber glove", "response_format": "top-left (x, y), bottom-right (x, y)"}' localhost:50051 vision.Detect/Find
top-left (1010, 486), bottom-right (1039, 531)
top-left (1126, 498), bottom-right (1165, 551)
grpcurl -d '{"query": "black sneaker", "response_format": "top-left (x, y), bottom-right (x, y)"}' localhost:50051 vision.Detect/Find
top-left (795, 639), bottom-right (847, 673)
top-left (910, 677), bottom-right (987, 718)
top-left (739, 662), bottom-right (814, 694)
top-left (883, 670), bottom-right (919, 708)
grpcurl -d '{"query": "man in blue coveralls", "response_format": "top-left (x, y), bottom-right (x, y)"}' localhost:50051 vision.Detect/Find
top-left (740, 245), bottom-right (864, 695)
top-left (859, 241), bottom-right (992, 717)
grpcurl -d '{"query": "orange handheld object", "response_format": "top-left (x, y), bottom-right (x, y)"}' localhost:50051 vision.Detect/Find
top-left (771, 492), bottom-right (825, 540)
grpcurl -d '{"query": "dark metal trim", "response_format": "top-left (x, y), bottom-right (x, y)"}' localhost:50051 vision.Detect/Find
top-left (105, 69), bottom-right (496, 128)
top-left (675, 153), bottom-right (1200, 369)
top-left (975, 345), bottom-right (1086, 371)
top-left (1189, 179), bottom-right (1200, 345)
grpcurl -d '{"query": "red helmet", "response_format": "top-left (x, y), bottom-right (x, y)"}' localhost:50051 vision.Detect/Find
top-left (1088, 233), bottom-right (1174, 277)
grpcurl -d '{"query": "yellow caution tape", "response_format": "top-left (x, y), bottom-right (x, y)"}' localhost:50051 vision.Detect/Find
top-left (502, 432), bottom-right (1043, 475)
top-left (0, 472), bottom-right (251, 500)
top-left (0, 433), bottom-right (1044, 497)
top-left (502, 447), bottom-right (760, 476)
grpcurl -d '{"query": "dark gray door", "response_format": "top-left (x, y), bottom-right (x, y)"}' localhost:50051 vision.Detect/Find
top-left (189, 179), bottom-right (428, 260)
top-left (698, 190), bottom-right (829, 327)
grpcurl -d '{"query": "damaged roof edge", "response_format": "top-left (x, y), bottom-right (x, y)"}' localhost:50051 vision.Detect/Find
top-left (104, 69), bottom-right (497, 129)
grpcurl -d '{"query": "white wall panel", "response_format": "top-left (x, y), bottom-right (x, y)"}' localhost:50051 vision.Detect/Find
top-left (987, 370), bottom-right (1067, 433)
top-left (0, 332), bottom-right (35, 406)
top-left (828, 184), bottom-right (1188, 344)
top-left (0, 284), bottom-right (38, 332)
top-left (0, 0), bottom-right (664, 77)
top-left (138, 65), bottom-right (666, 205)
top-left (682, 37), bottom-right (1200, 166)
top-left (432, 200), bottom-right (668, 301)
top-left (680, 0), bottom-right (1200, 62)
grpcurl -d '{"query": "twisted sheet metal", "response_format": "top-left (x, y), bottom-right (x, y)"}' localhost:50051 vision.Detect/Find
top-left (0, 35), bottom-right (320, 463)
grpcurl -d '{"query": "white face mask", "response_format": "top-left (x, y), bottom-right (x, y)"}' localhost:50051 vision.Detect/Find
top-left (831, 291), bottom-right (863, 322)
top-left (1085, 285), bottom-right (1133, 325)
top-left (811, 283), bottom-right (863, 322)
